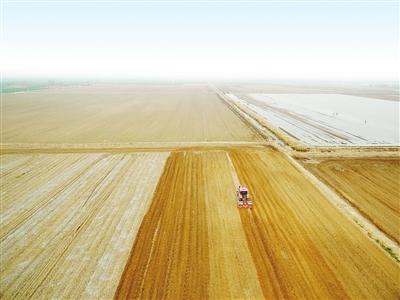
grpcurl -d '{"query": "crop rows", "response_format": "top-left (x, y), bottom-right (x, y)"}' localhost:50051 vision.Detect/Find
top-left (0, 153), bottom-right (168, 299)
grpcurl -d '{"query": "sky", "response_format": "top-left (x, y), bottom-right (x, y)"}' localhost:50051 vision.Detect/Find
top-left (1, 1), bottom-right (399, 80)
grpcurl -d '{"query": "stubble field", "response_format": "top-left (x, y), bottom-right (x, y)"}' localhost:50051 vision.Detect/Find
top-left (1, 84), bottom-right (260, 145)
top-left (305, 158), bottom-right (400, 243)
top-left (0, 152), bottom-right (168, 299)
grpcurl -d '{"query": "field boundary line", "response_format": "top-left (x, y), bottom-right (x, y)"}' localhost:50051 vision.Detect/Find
top-left (215, 93), bottom-right (268, 141)
top-left (0, 142), bottom-right (269, 154)
top-left (214, 88), bottom-right (308, 151)
top-left (225, 152), bottom-right (240, 188)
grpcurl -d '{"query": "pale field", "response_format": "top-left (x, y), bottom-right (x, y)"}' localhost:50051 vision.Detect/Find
top-left (1, 84), bottom-right (261, 145)
top-left (306, 158), bottom-right (400, 243)
top-left (226, 93), bottom-right (399, 146)
top-left (0, 152), bottom-right (168, 299)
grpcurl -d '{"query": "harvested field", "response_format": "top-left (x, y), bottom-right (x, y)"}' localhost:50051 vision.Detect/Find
top-left (115, 151), bottom-right (263, 299)
top-left (305, 158), bottom-right (400, 243)
top-left (0, 152), bottom-right (168, 299)
top-left (230, 148), bottom-right (399, 299)
top-left (1, 84), bottom-right (261, 144)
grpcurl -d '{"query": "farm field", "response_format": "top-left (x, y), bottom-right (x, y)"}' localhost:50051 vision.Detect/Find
top-left (231, 149), bottom-right (399, 299)
top-left (2, 0), bottom-right (400, 295)
top-left (116, 148), bottom-right (399, 299)
top-left (226, 93), bottom-right (399, 146)
top-left (0, 152), bottom-right (168, 299)
top-left (1, 84), bottom-right (399, 300)
top-left (1, 149), bottom-right (399, 299)
top-left (305, 157), bottom-right (400, 243)
top-left (115, 151), bottom-right (264, 299)
top-left (1, 84), bottom-right (260, 145)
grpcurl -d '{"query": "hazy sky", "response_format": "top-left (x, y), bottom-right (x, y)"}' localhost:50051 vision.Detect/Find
top-left (1, 1), bottom-right (399, 80)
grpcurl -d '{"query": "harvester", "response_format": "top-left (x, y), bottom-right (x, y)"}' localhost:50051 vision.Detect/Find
top-left (237, 186), bottom-right (253, 208)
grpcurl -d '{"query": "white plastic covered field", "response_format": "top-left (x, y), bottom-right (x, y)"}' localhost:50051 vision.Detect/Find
top-left (226, 93), bottom-right (399, 146)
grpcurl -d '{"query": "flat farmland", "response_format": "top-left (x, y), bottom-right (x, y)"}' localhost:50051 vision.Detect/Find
top-left (1, 84), bottom-right (260, 145)
top-left (1, 83), bottom-right (399, 299)
top-left (115, 151), bottom-right (264, 299)
top-left (115, 149), bottom-right (399, 299)
top-left (230, 149), bottom-right (399, 299)
top-left (0, 152), bottom-right (168, 299)
top-left (305, 158), bottom-right (400, 243)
